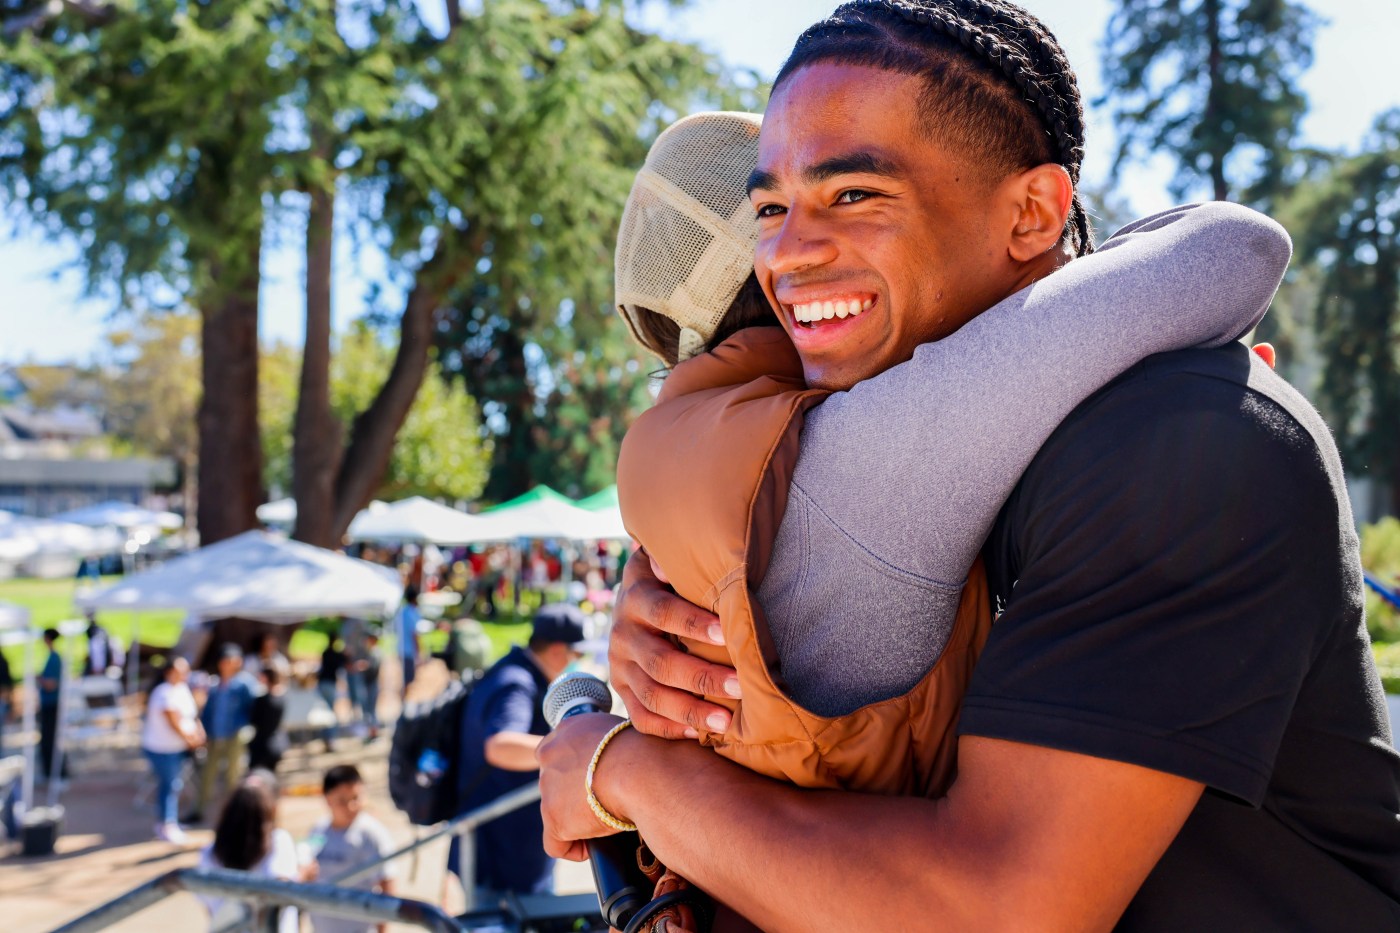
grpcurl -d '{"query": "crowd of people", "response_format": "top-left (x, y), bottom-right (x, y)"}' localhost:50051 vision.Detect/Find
top-left (135, 619), bottom-right (390, 844)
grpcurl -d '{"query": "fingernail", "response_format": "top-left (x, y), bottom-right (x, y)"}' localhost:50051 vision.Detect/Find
top-left (707, 623), bottom-right (725, 645)
top-left (723, 677), bottom-right (742, 699)
top-left (683, 727), bottom-right (698, 739)
top-left (706, 712), bottom-right (729, 732)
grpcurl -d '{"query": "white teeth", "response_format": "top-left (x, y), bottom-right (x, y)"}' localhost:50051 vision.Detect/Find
top-left (791, 299), bottom-right (872, 324)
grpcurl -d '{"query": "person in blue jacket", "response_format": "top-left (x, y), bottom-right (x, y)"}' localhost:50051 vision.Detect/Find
top-left (190, 643), bottom-right (255, 822)
top-left (448, 604), bottom-right (587, 902)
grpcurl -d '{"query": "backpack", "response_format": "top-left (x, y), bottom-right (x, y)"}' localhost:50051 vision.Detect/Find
top-left (388, 673), bottom-right (478, 825)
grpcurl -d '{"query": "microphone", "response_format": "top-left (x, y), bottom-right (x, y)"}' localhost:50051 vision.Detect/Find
top-left (543, 672), bottom-right (650, 929)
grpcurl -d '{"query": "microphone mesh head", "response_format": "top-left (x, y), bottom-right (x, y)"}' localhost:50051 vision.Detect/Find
top-left (543, 671), bottom-right (613, 729)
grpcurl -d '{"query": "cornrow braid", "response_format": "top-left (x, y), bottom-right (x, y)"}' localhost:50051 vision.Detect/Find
top-left (777, 0), bottom-right (1095, 256)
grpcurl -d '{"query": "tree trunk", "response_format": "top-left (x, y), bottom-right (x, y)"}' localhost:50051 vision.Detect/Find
top-left (328, 248), bottom-right (467, 539)
top-left (1204, 0), bottom-right (1229, 201)
top-left (291, 171), bottom-right (343, 548)
top-left (197, 241), bottom-right (263, 545)
top-left (181, 450), bottom-right (198, 536)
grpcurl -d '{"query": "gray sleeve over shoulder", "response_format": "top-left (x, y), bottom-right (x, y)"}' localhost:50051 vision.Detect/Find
top-left (791, 201), bottom-right (1293, 587)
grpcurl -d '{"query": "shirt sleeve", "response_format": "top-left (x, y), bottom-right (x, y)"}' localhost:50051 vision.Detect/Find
top-left (267, 829), bottom-right (300, 880)
top-left (794, 202), bottom-right (1293, 587)
top-left (961, 363), bottom-right (1350, 805)
top-left (482, 677), bottom-right (538, 740)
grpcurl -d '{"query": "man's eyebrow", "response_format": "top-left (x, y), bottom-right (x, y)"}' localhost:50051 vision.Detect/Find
top-left (746, 167), bottom-right (779, 195)
top-left (805, 151), bottom-right (903, 184)
top-left (745, 151), bottom-right (904, 196)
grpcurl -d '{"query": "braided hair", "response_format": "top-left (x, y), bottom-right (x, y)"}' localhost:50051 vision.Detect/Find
top-left (775, 0), bottom-right (1094, 256)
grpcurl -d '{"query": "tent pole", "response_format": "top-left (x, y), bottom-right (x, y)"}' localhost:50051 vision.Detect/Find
top-left (20, 611), bottom-right (35, 816)
top-left (127, 612), bottom-right (139, 698)
top-left (48, 630), bottom-right (74, 808)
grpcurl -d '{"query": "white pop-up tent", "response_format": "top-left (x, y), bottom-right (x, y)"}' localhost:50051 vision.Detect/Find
top-left (75, 530), bottom-right (404, 621)
top-left (346, 496), bottom-right (503, 546)
top-left (51, 501), bottom-right (182, 531)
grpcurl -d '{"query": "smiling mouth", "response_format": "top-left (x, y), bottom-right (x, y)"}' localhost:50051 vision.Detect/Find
top-left (788, 296), bottom-right (875, 328)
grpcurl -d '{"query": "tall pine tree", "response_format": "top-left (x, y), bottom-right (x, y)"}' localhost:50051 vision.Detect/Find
top-left (1099, 0), bottom-right (1319, 202)
top-left (1285, 110), bottom-right (1400, 515)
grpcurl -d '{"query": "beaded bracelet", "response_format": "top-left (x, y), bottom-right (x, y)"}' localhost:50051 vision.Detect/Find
top-left (586, 720), bottom-right (637, 833)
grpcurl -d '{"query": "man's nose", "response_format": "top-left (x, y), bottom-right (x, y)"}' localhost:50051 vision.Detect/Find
top-left (760, 207), bottom-right (839, 278)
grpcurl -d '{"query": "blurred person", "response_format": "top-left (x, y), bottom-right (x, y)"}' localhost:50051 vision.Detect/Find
top-left (0, 647), bottom-right (12, 757)
top-left (306, 764), bottom-right (397, 933)
top-left (37, 627), bottom-right (67, 781)
top-left (248, 666), bottom-right (288, 773)
top-left (358, 632), bottom-right (383, 740)
top-left (394, 586), bottom-right (422, 697)
top-left (447, 604), bottom-right (586, 900)
top-left (190, 643), bottom-right (254, 823)
top-left (317, 634), bottom-right (347, 749)
top-left (83, 617), bottom-right (125, 678)
top-left (142, 657), bottom-right (204, 843)
top-left (198, 774), bottom-right (314, 933)
top-left (243, 632), bottom-right (290, 681)
top-left (442, 616), bottom-right (492, 679)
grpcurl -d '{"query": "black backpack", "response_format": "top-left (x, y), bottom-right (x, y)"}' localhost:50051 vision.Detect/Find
top-left (388, 673), bottom-right (479, 825)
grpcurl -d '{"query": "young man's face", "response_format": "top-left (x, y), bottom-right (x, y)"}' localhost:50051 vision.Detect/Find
top-left (750, 63), bottom-right (1022, 390)
top-left (326, 780), bottom-right (366, 827)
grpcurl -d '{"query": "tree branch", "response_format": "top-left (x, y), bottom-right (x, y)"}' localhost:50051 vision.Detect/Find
top-left (3, 0), bottom-right (116, 38)
top-left (329, 237), bottom-right (478, 537)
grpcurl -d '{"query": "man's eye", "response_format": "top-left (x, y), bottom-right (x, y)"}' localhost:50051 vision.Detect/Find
top-left (835, 189), bottom-right (874, 205)
top-left (755, 203), bottom-right (786, 219)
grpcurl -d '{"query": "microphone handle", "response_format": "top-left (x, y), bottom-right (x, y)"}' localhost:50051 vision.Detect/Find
top-left (559, 704), bottom-right (650, 928)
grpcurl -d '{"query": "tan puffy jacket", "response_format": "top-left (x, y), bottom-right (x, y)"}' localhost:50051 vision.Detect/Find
top-left (618, 328), bottom-right (992, 798)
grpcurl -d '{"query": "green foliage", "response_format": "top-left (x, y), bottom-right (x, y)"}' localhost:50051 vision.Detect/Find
top-left (101, 310), bottom-right (202, 467)
top-left (332, 323), bottom-right (492, 501)
top-left (262, 323), bottom-right (492, 502)
top-left (1099, 0), bottom-right (1319, 202)
top-left (1362, 517), bottom-right (1400, 644)
top-left (0, 0), bottom-right (299, 297)
top-left (1281, 111), bottom-right (1400, 510)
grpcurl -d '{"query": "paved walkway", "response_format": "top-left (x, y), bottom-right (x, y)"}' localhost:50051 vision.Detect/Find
top-left (3, 660), bottom-right (590, 933)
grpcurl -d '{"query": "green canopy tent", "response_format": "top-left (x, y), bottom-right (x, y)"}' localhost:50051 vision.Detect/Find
top-left (574, 485), bottom-right (618, 512)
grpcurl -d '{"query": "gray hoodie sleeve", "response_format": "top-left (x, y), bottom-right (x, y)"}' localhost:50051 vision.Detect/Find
top-left (789, 201), bottom-right (1293, 587)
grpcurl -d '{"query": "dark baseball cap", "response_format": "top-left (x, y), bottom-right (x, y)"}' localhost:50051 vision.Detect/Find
top-left (217, 643), bottom-right (244, 661)
top-left (531, 604), bottom-right (587, 646)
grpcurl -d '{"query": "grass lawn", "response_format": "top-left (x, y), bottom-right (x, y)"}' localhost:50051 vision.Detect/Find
top-left (0, 576), bottom-right (540, 677)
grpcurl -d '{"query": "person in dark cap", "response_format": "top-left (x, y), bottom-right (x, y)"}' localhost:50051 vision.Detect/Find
top-left (447, 604), bottom-right (587, 902)
top-left (190, 642), bottom-right (255, 823)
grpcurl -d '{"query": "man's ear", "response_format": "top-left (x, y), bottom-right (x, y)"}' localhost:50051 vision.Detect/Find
top-left (1007, 163), bottom-right (1073, 262)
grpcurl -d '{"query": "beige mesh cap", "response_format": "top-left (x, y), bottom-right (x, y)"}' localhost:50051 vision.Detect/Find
top-left (615, 111), bottom-right (763, 361)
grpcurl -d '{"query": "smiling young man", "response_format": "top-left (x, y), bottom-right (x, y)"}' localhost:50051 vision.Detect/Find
top-left (539, 2), bottom-right (1400, 930)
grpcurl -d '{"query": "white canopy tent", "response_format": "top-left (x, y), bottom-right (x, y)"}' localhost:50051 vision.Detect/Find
top-left (255, 498), bottom-right (297, 525)
top-left (51, 501), bottom-right (182, 531)
top-left (76, 530), bottom-right (404, 621)
top-left (346, 496), bottom-right (504, 546)
top-left (0, 513), bottom-right (125, 577)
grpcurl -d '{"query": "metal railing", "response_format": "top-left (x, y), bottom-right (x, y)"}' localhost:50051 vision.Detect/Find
top-left (50, 867), bottom-right (464, 933)
top-left (51, 781), bottom-right (549, 933)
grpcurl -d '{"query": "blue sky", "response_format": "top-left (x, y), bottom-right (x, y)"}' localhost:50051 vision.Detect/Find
top-left (1, 0), bottom-right (1395, 364)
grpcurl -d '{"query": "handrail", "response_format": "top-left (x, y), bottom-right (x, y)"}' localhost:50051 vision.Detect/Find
top-left (50, 780), bottom-right (546, 933)
top-left (332, 781), bottom-right (542, 888)
top-left (50, 868), bottom-right (463, 933)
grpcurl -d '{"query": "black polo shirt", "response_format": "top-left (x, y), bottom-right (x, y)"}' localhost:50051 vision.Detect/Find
top-left (967, 345), bottom-right (1400, 930)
